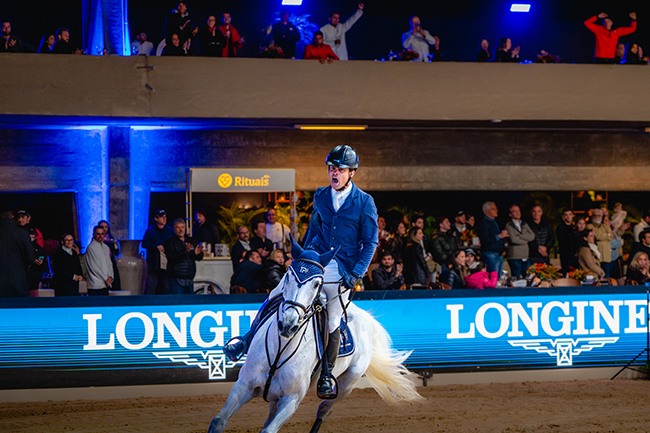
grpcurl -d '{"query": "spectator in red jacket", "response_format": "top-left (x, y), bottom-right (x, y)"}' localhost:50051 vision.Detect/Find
top-left (304, 31), bottom-right (339, 62)
top-left (584, 12), bottom-right (637, 64)
top-left (219, 12), bottom-right (244, 57)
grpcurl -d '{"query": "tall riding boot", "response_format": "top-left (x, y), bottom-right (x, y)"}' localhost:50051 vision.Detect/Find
top-left (317, 328), bottom-right (340, 399)
top-left (223, 296), bottom-right (279, 361)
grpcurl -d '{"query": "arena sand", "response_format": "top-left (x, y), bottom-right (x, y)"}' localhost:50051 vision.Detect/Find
top-left (1, 379), bottom-right (649, 432)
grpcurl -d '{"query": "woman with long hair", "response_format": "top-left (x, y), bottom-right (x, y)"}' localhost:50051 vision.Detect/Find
top-left (385, 220), bottom-right (406, 264)
top-left (38, 33), bottom-right (56, 53)
top-left (261, 249), bottom-right (287, 291)
top-left (577, 229), bottom-right (605, 279)
top-left (440, 249), bottom-right (468, 289)
top-left (626, 252), bottom-right (650, 285)
top-left (493, 37), bottom-right (520, 62)
top-left (402, 227), bottom-right (429, 286)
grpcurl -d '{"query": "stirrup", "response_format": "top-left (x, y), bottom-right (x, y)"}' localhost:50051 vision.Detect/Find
top-left (317, 373), bottom-right (338, 400)
top-left (223, 336), bottom-right (246, 362)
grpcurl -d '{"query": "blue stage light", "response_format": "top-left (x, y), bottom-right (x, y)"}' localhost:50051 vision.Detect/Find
top-left (510, 4), bottom-right (531, 12)
top-left (282, 0), bottom-right (303, 5)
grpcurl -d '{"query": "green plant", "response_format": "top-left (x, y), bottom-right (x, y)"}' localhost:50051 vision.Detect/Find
top-left (215, 203), bottom-right (267, 246)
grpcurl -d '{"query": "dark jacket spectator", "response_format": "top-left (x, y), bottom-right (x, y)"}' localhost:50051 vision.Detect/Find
top-left (261, 259), bottom-right (285, 292)
top-left (27, 235), bottom-right (47, 292)
top-left (629, 241), bottom-right (650, 263)
top-left (193, 208), bottom-right (221, 249)
top-left (0, 212), bottom-right (36, 297)
top-left (250, 236), bottom-right (273, 260)
top-left (556, 220), bottom-right (580, 273)
top-left (198, 20), bottom-right (226, 57)
top-left (371, 266), bottom-right (404, 290)
top-left (528, 219), bottom-right (555, 264)
top-left (272, 11), bottom-right (301, 58)
top-left (164, 234), bottom-right (203, 280)
top-left (52, 239), bottom-right (83, 297)
top-left (38, 33), bottom-right (56, 53)
top-left (626, 251), bottom-right (650, 285)
top-left (440, 267), bottom-right (466, 289)
top-left (162, 38), bottom-right (187, 56)
top-left (476, 39), bottom-right (491, 62)
top-left (230, 250), bottom-right (263, 293)
top-left (141, 221), bottom-right (175, 272)
top-left (478, 217), bottom-right (506, 254)
top-left (402, 229), bottom-right (429, 286)
top-left (165, 6), bottom-right (195, 45)
top-left (430, 230), bottom-right (459, 265)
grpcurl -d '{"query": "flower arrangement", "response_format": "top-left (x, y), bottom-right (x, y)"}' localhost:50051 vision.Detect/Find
top-left (460, 229), bottom-right (477, 246)
top-left (567, 268), bottom-right (595, 282)
top-left (526, 263), bottom-right (562, 281)
top-left (398, 49), bottom-right (420, 61)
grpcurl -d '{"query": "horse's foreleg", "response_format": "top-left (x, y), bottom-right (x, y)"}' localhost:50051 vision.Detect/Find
top-left (208, 381), bottom-right (256, 433)
top-left (260, 394), bottom-right (301, 433)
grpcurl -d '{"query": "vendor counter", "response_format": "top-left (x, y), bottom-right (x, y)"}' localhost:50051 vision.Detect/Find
top-left (1, 286), bottom-right (647, 390)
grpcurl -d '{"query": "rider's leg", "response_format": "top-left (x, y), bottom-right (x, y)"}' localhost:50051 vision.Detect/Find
top-left (223, 291), bottom-right (283, 361)
top-left (317, 261), bottom-right (349, 399)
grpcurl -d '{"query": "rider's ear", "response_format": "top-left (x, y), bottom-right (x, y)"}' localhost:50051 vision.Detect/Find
top-left (290, 235), bottom-right (304, 257)
top-left (319, 246), bottom-right (339, 268)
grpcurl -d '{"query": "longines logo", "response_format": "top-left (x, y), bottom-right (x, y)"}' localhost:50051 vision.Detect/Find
top-left (83, 309), bottom-right (257, 380)
top-left (447, 300), bottom-right (646, 366)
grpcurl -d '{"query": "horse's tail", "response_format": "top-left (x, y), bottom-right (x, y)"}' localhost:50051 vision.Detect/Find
top-left (360, 309), bottom-right (425, 404)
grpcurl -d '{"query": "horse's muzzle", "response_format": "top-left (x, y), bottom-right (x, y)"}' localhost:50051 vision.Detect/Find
top-left (278, 310), bottom-right (300, 339)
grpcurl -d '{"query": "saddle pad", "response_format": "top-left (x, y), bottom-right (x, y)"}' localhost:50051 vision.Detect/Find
top-left (314, 316), bottom-right (355, 359)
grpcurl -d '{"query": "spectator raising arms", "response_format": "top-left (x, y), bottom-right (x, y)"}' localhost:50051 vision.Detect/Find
top-left (584, 12), bottom-right (636, 64)
top-left (320, 4), bottom-right (364, 61)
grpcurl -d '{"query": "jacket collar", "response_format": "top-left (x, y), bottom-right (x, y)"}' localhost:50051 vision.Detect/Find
top-left (327, 182), bottom-right (358, 214)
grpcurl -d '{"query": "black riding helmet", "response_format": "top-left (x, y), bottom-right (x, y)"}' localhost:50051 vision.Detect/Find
top-left (326, 145), bottom-right (359, 170)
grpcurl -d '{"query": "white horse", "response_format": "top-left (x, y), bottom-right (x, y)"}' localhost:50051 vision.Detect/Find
top-left (208, 244), bottom-right (422, 433)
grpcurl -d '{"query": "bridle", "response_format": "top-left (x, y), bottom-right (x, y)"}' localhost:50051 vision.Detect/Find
top-left (280, 258), bottom-right (326, 320)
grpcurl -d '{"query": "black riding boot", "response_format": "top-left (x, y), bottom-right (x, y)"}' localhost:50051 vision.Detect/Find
top-left (317, 328), bottom-right (340, 399)
top-left (223, 296), bottom-right (280, 361)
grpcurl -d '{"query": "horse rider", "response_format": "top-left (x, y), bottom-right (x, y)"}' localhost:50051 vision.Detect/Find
top-left (223, 144), bottom-right (379, 399)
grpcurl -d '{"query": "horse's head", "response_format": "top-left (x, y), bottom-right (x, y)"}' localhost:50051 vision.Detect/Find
top-left (278, 237), bottom-right (337, 340)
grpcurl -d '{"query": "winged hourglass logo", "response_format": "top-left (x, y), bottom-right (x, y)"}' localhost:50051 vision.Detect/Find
top-left (509, 337), bottom-right (619, 366)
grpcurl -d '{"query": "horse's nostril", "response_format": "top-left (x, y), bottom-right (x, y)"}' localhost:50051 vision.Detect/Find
top-left (277, 321), bottom-right (284, 332)
top-left (290, 325), bottom-right (299, 334)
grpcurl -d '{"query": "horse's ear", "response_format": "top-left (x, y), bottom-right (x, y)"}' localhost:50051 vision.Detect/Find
top-left (319, 246), bottom-right (339, 268)
top-left (290, 235), bottom-right (304, 258)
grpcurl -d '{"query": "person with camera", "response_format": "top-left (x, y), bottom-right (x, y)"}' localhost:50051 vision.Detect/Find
top-left (402, 16), bottom-right (437, 62)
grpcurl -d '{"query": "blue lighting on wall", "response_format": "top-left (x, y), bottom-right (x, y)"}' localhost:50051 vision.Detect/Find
top-left (282, 0), bottom-right (303, 5)
top-left (510, 4), bottom-right (531, 12)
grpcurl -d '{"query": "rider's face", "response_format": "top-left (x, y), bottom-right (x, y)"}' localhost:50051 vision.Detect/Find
top-left (328, 166), bottom-right (354, 190)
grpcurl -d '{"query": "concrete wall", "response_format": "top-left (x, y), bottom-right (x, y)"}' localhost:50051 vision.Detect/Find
top-left (2, 127), bottom-right (643, 241)
top-left (1, 54), bottom-right (650, 122)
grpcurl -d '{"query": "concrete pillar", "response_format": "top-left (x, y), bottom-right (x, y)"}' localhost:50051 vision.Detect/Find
top-left (108, 126), bottom-right (130, 240)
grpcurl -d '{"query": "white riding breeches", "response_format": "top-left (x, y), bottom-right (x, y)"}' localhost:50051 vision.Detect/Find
top-left (268, 260), bottom-right (347, 334)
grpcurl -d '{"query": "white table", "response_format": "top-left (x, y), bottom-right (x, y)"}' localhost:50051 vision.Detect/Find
top-left (194, 257), bottom-right (234, 294)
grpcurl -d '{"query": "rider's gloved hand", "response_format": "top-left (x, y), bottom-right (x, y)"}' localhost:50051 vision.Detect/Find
top-left (343, 273), bottom-right (360, 291)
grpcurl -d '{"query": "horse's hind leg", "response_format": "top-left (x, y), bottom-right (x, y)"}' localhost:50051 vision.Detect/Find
top-left (208, 380), bottom-right (256, 433)
top-left (260, 394), bottom-right (301, 433)
top-left (262, 401), bottom-right (278, 429)
top-left (310, 364), bottom-right (366, 433)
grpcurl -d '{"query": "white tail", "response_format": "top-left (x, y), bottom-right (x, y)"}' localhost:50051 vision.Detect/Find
top-left (360, 309), bottom-right (425, 404)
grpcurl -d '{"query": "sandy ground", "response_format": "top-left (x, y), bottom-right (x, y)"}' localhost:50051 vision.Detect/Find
top-left (1, 379), bottom-right (650, 433)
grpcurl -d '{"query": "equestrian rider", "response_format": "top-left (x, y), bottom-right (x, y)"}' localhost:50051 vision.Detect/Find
top-left (223, 145), bottom-right (378, 399)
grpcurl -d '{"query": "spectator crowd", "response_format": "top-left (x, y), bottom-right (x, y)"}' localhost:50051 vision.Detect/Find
top-left (3, 197), bottom-right (650, 298)
top-left (2, 3), bottom-right (649, 64)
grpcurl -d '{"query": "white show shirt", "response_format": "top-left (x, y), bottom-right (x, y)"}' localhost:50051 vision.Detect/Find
top-left (402, 29), bottom-right (437, 62)
top-left (331, 183), bottom-right (353, 212)
top-left (131, 40), bottom-right (154, 56)
top-left (266, 222), bottom-right (291, 251)
top-left (319, 9), bottom-right (363, 61)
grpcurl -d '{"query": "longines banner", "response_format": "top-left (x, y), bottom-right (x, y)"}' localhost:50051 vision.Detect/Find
top-left (189, 168), bottom-right (295, 193)
top-left (0, 289), bottom-right (647, 389)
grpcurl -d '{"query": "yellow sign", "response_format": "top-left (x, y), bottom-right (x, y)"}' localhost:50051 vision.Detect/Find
top-left (218, 173), bottom-right (233, 188)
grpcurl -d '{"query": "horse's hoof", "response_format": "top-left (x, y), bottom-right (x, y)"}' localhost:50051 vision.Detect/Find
top-left (208, 416), bottom-right (224, 433)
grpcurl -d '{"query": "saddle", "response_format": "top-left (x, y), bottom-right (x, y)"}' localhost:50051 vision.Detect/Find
top-left (313, 311), bottom-right (355, 361)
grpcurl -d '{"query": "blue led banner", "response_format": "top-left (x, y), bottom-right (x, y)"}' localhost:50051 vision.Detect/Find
top-left (0, 288), bottom-right (647, 389)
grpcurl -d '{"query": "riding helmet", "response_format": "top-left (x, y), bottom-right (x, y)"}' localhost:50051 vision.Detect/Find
top-left (326, 145), bottom-right (359, 170)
